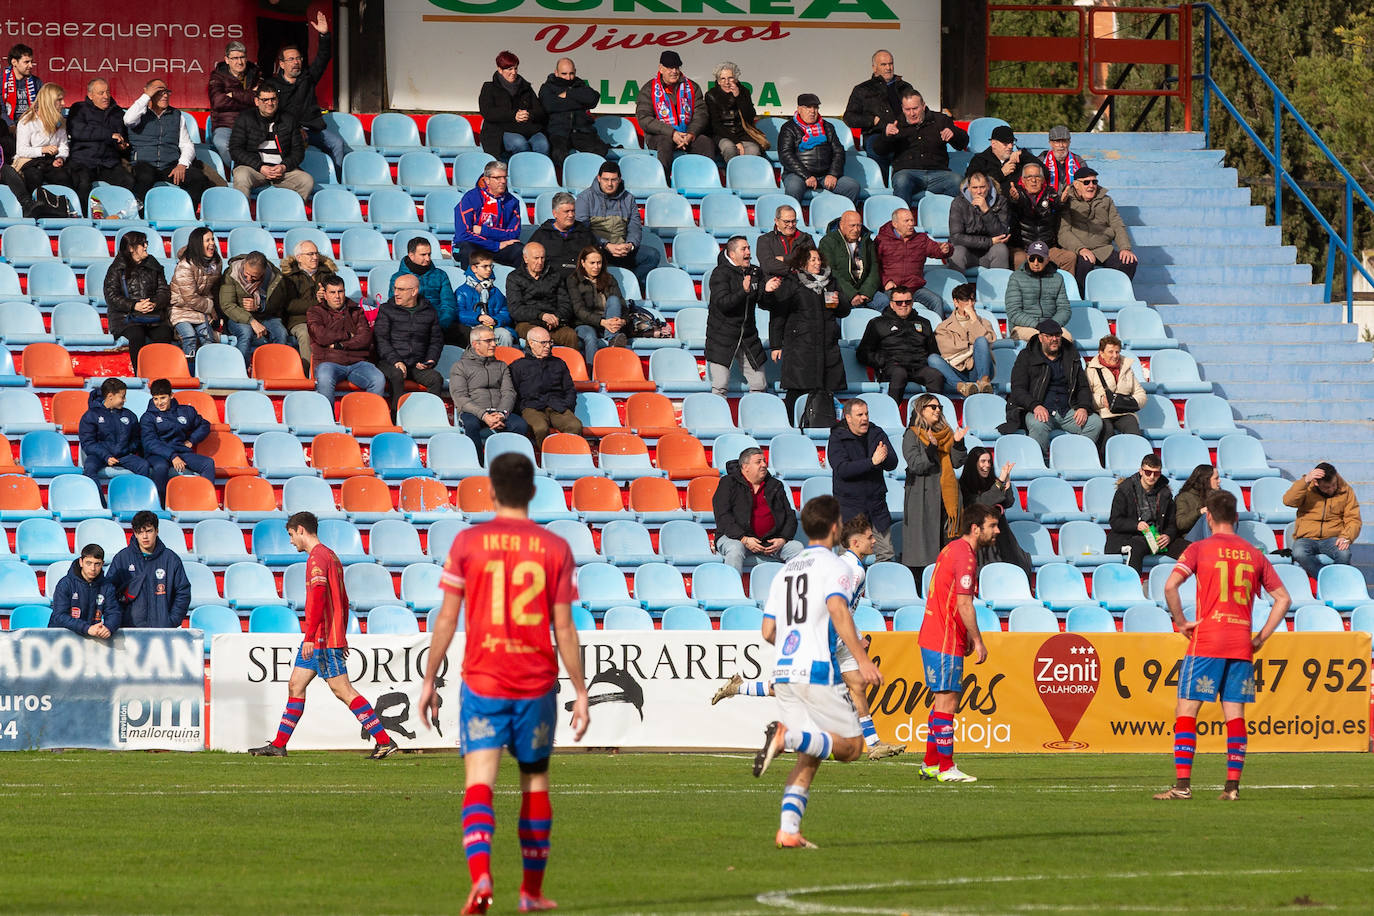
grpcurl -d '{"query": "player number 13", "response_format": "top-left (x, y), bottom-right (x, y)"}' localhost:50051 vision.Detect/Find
top-left (483, 559), bottom-right (546, 626)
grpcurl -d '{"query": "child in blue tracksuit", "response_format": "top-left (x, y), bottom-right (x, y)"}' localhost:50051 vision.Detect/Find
top-left (139, 378), bottom-right (215, 501)
top-left (109, 511), bottom-right (191, 629)
top-left (48, 543), bottom-right (121, 638)
top-left (453, 250), bottom-right (516, 347)
top-left (78, 378), bottom-right (150, 482)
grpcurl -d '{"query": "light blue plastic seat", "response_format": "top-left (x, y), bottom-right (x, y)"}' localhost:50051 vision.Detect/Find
top-left (1115, 305), bottom-right (1177, 350)
top-left (46, 301), bottom-right (111, 348)
top-left (602, 605), bottom-right (653, 630)
top-left (527, 477), bottom-right (577, 523)
top-left (1093, 564), bottom-right (1147, 610)
top-left (678, 393), bottom-right (735, 444)
top-left (1083, 269), bottom-right (1142, 312)
top-left (311, 187), bottom-right (366, 234)
top-left (282, 392), bottom-right (345, 437)
top-left (367, 431), bottom-right (430, 480)
top-left (1182, 394), bottom-right (1238, 440)
top-left (1217, 433), bottom-right (1280, 481)
top-left (1058, 520), bottom-right (1120, 567)
top-left (0, 349), bottom-right (28, 388)
top-left (3, 225), bottom-right (58, 268)
top-left (189, 605), bottom-right (242, 648)
top-left (425, 113), bottom-right (479, 155)
top-left (578, 563), bottom-right (633, 611)
top-left (1137, 393), bottom-right (1183, 442)
top-left (691, 563), bottom-right (748, 611)
top-left (752, 194), bottom-right (804, 232)
top-left (767, 433), bottom-right (823, 482)
top-left (720, 604), bottom-right (763, 630)
top-left (1049, 434), bottom-right (1105, 481)
top-left (508, 151), bottom-right (562, 199)
top-left (1034, 562), bottom-right (1092, 611)
top-left (730, 393), bottom-right (790, 440)
top-left (644, 266), bottom-right (701, 314)
top-left (282, 476), bottom-right (345, 520)
top-left (1349, 604), bottom-right (1374, 637)
top-left (397, 562), bottom-right (442, 611)
top-left (193, 518), bottom-right (254, 566)
top-left (1148, 350), bottom-right (1211, 395)
top-left (392, 229), bottom-right (444, 264)
top-left (670, 154), bottom-right (723, 198)
top-left (248, 604), bottom-right (300, 633)
top-left (862, 194), bottom-right (905, 233)
top-left (865, 562), bottom-right (919, 611)
top-left (1160, 434), bottom-right (1211, 479)
top-left (48, 474), bottom-right (111, 521)
top-left (1066, 604), bottom-right (1117, 633)
top-left (659, 520), bottom-right (718, 567)
top-left (619, 155), bottom-right (669, 201)
top-left (807, 191), bottom-right (851, 235)
top-left (194, 343), bottom-right (258, 390)
top-left (661, 604), bottom-right (712, 630)
top-left (1065, 306), bottom-right (1110, 354)
top-left (370, 112), bottom-right (422, 158)
top-left (252, 431), bottom-right (318, 480)
top-left (108, 475), bottom-right (167, 523)
top-left (1072, 476), bottom-right (1112, 524)
top-left (600, 520), bottom-right (660, 567)
top-left (642, 190), bottom-right (700, 240)
top-left (85, 184), bottom-right (141, 225)
top-left (70, 518), bottom-right (126, 562)
top-left (223, 227), bottom-right (277, 262)
top-left (1270, 564), bottom-right (1315, 604)
top-left (452, 151), bottom-right (498, 190)
top-left (339, 226), bottom-right (394, 270)
top-left (27, 260), bottom-right (84, 307)
top-left (55, 225), bottom-right (110, 270)
top-left (594, 116), bottom-right (643, 155)
top-left (965, 117), bottom-right (1010, 153)
top-left (1316, 565), bottom-right (1371, 611)
top-left (341, 150), bottom-right (395, 195)
top-left (1007, 604), bottom-right (1059, 633)
top-left (343, 563), bottom-right (399, 610)
top-left (845, 155), bottom-right (889, 200)
top-left (545, 519), bottom-right (601, 566)
top-left (959, 393), bottom-right (1006, 439)
top-left (725, 156), bottom-right (780, 201)
top-left (19, 429), bottom-right (81, 478)
top-left (223, 562), bottom-right (290, 609)
top-left (367, 188), bottom-right (421, 234)
top-left (670, 229), bottom-right (720, 279)
top-left (853, 604), bottom-right (887, 632)
top-left (198, 186), bottom-right (255, 231)
top-left (143, 185), bottom-right (198, 230)
top-left (1248, 476), bottom-right (1296, 525)
top-left (482, 430), bottom-right (537, 471)
top-left (1120, 603), bottom-right (1171, 633)
top-left (798, 477), bottom-right (833, 508)
top-left (749, 562), bottom-right (783, 605)
top-left (424, 517), bottom-right (469, 562)
top-left (698, 191), bottom-right (751, 240)
top-left (634, 562), bottom-right (692, 611)
top-left (0, 390), bottom-right (58, 435)
top-left (256, 186), bottom-right (314, 232)
top-left (890, 605), bottom-right (923, 632)
top-left (1293, 604), bottom-right (1343, 632)
top-left (995, 433), bottom-right (1053, 480)
top-left (1023, 477), bottom-right (1085, 524)
top-left (427, 431), bottom-right (483, 480)
top-left (1104, 434), bottom-right (1153, 477)
top-left (283, 227), bottom-right (333, 262)
top-left (8, 604), bottom-right (54, 627)
top-left (973, 266), bottom-right (1012, 311)
top-left (916, 193), bottom-right (953, 240)
top-left (224, 391), bottom-right (280, 436)
top-left (15, 518), bottom-right (70, 564)
top-left (317, 518), bottom-right (370, 565)
top-left (395, 147), bottom-right (453, 197)
top-left (647, 349), bottom-right (710, 397)
top-left (979, 561), bottom-right (1034, 610)
top-left (0, 562), bottom-right (45, 607)
top-left (363, 604), bottom-right (418, 635)
top-left (179, 562), bottom-right (224, 608)
top-left (1147, 562), bottom-right (1194, 606)
top-left (562, 153), bottom-right (605, 194)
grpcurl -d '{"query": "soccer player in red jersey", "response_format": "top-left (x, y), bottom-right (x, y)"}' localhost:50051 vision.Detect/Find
top-left (420, 453), bottom-right (590, 915)
top-left (917, 504), bottom-right (999, 783)
top-left (1155, 489), bottom-right (1291, 801)
top-left (250, 511), bottom-right (399, 759)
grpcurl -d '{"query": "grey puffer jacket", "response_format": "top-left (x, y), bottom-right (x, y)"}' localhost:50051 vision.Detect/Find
top-left (949, 185), bottom-right (1010, 252)
top-left (449, 346), bottom-right (517, 419)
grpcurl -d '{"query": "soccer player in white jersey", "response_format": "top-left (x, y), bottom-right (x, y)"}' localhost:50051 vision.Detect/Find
top-left (752, 495), bottom-right (883, 849)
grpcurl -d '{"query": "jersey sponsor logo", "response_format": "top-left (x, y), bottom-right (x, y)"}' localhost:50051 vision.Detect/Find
top-left (782, 630), bottom-right (801, 655)
top-left (1194, 674), bottom-right (1216, 696)
top-left (71, 607), bottom-right (81, 617)
top-left (1033, 632), bottom-right (1101, 749)
top-left (155, 584), bottom-right (166, 596)
top-left (959, 574), bottom-right (972, 589)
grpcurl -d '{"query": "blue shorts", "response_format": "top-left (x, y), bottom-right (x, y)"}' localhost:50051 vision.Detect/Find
top-left (294, 645), bottom-right (349, 679)
top-left (921, 647), bottom-right (964, 693)
top-left (1178, 655), bottom-right (1256, 704)
top-left (460, 683), bottom-right (558, 763)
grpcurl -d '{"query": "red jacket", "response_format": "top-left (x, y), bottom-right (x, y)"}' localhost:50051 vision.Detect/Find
top-left (874, 221), bottom-right (947, 291)
top-left (307, 300), bottom-right (375, 367)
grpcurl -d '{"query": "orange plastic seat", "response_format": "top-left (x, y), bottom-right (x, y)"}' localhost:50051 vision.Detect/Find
top-left (195, 430), bottom-right (259, 477)
top-left (340, 391), bottom-right (402, 437)
top-left (166, 475), bottom-right (221, 515)
top-left (628, 476), bottom-right (684, 514)
top-left (137, 342), bottom-right (200, 388)
top-left (597, 432), bottom-right (652, 467)
top-left (494, 345), bottom-right (524, 366)
top-left (399, 476), bottom-right (450, 514)
top-left (0, 474), bottom-right (42, 514)
top-left (685, 475), bottom-right (720, 513)
top-left (625, 391), bottom-right (681, 439)
top-left (456, 476), bottom-right (493, 513)
top-left (571, 476), bottom-right (624, 515)
top-left (0, 435), bottom-right (23, 473)
top-left (541, 433), bottom-right (594, 465)
top-left (50, 389), bottom-right (89, 434)
top-left (552, 345), bottom-right (596, 392)
top-left (592, 346), bottom-right (655, 392)
top-left (341, 475), bottom-right (395, 515)
top-left (656, 431), bottom-right (718, 480)
top-left (21, 342), bottom-right (83, 388)
top-left (174, 389), bottom-right (228, 431)
top-left (251, 343), bottom-right (315, 391)
top-left (224, 475), bottom-right (277, 514)
top-left (311, 432), bottom-right (373, 479)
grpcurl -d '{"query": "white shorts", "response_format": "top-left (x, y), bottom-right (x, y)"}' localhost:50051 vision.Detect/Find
top-left (774, 682), bottom-right (861, 739)
top-left (835, 642), bottom-right (860, 674)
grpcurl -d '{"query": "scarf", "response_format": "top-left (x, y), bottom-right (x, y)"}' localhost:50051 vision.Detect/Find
top-left (917, 423), bottom-right (962, 539)
top-left (797, 266), bottom-right (830, 295)
top-left (498, 73), bottom-right (521, 97)
top-left (230, 259), bottom-right (265, 306)
top-left (404, 256), bottom-right (432, 277)
top-left (1042, 150), bottom-right (1079, 193)
top-left (793, 112), bottom-right (827, 151)
top-left (652, 75), bottom-right (694, 131)
top-left (477, 183), bottom-right (503, 229)
top-left (465, 273), bottom-right (494, 314)
top-left (2, 67), bottom-right (36, 122)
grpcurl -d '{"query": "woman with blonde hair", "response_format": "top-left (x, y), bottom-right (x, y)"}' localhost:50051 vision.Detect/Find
top-left (902, 394), bottom-right (968, 576)
top-left (4, 83), bottom-right (74, 208)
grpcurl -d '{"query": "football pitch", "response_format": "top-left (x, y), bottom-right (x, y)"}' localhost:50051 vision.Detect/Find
top-left (2, 750), bottom-right (1371, 914)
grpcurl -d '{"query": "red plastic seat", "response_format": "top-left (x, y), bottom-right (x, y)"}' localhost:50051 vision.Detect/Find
top-left (685, 475), bottom-right (720, 514)
top-left (251, 343), bottom-right (315, 391)
top-left (196, 430), bottom-right (259, 477)
top-left (137, 342), bottom-right (200, 388)
top-left (311, 432), bottom-right (373, 479)
top-left (224, 475), bottom-right (277, 514)
top-left (166, 475), bottom-right (221, 516)
top-left (592, 346), bottom-right (655, 393)
top-left (399, 476), bottom-right (451, 514)
top-left (625, 391), bottom-right (681, 439)
top-left (340, 391), bottom-right (402, 437)
top-left (456, 476), bottom-right (493, 513)
top-left (21, 342), bottom-right (83, 388)
top-left (656, 432), bottom-right (718, 480)
top-left (552, 345), bottom-right (596, 393)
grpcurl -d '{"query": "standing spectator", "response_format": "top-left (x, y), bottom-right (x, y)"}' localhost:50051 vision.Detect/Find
top-left (510, 327), bottom-right (583, 446)
top-left (1086, 333), bottom-right (1146, 451)
top-left (208, 40), bottom-right (262, 169)
top-left (902, 393), bottom-right (969, 575)
top-left (1042, 125), bottom-right (1087, 199)
top-left (829, 399), bottom-right (899, 562)
top-left (966, 125), bottom-right (1035, 198)
top-left (754, 204), bottom-right (814, 279)
top-left (65, 78), bottom-right (134, 211)
top-left (529, 191), bottom-right (596, 277)
top-left (389, 237), bottom-right (460, 342)
top-left (538, 57), bottom-right (608, 167)
top-left (1005, 241), bottom-right (1072, 342)
top-left (818, 210), bottom-right (882, 310)
top-left (229, 85), bottom-right (313, 201)
top-left (1174, 464), bottom-right (1219, 542)
top-left (104, 231), bottom-right (174, 369)
top-left (567, 246), bottom-right (628, 366)
top-left (958, 445), bottom-right (1032, 579)
top-left (842, 50), bottom-right (913, 181)
top-left (109, 511), bottom-right (191, 629)
top-left (454, 160), bottom-right (524, 268)
top-left (876, 91), bottom-right (968, 206)
top-left (268, 13), bottom-right (347, 173)
top-left (948, 172), bottom-right (1011, 271)
top-left (78, 378), bottom-right (150, 483)
top-left (873, 207), bottom-right (949, 315)
top-left (1005, 318), bottom-right (1101, 458)
top-left (478, 50), bottom-right (549, 159)
top-left (766, 247), bottom-right (849, 422)
top-left (856, 286), bottom-right (945, 401)
top-left (932, 282), bottom-right (996, 395)
top-left (48, 544), bottom-right (120, 639)
top-left (1053, 167), bottom-right (1138, 292)
top-left (507, 242), bottom-right (577, 348)
top-left (706, 236), bottom-right (776, 397)
top-left (169, 227), bottom-right (223, 359)
top-left (219, 250), bottom-right (293, 362)
top-left (635, 51), bottom-right (713, 174)
top-left (1006, 160), bottom-right (1060, 267)
top-left (1284, 463), bottom-right (1362, 578)
top-left (140, 379), bottom-right (216, 501)
top-left (778, 93), bottom-right (859, 205)
top-left (123, 78), bottom-right (210, 208)
top-left (279, 240), bottom-right (336, 367)
top-left (308, 274), bottom-right (386, 402)
top-left (449, 328), bottom-right (530, 454)
top-left (10, 84), bottom-right (73, 203)
top-left (374, 273), bottom-right (444, 416)
top-left (711, 446), bottom-right (802, 574)
top-left (1106, 454), bottom-right (1184, 574)
top-left (574, 160), bottom-right (662, 287)
top-left (454, 250), bottom-right (515, 348)
top-left (1, 44), bottom-right (41, 162)
top-left (704, 62), bottom-right (762, 162)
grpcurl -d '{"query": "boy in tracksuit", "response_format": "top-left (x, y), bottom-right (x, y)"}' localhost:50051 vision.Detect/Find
top-left (78, 378), bottom-right (150, 483)
top-left (139, 378), bottom-right (215, 501)
top-left (109, 510), bottom-right (191, 629)
top-left (48, 543), bottom-right (121, 638)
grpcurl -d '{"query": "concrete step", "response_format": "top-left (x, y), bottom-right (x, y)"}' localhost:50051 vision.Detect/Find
top-left (1137, 283), bottom-right (1328, 305)
top-left (1135, 263), bottom-right (1312, 286)
top-left (1130, 225), bottom-right (1281, 246)
top-left (1175, 328), bottom-right (1366, 350)
top-left (1155, 303), bottom-right (1347, 324)
top-left (1223, 397), bottom-right (1374, 422)
top-left (1245, 419), bottom-right (1374, 440)
top-left (1215, 379), bottom-right (1374, 400)
top-left (1119, 204), bottom-right (1267, 226)
top-left (1198, 362), bottom-right (1374, 384)
top-left (1016, 131), bottom-right (1209, 152)
top-left (1133, 244), bottom-right (1297, 266)
top-left (1105, 167), bottom-right (1238, 188)
top-left (1111, 187), bottom-right (1252, 207)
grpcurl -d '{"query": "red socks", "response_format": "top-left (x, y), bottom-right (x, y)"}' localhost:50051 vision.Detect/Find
top-left (519, 790), bottom-right (552, 897)
top-left (462, 784), bottom-right (495, 883)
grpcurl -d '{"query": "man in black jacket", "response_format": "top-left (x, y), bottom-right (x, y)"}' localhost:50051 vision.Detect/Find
top-left (706, 238), bottom-right (779, 397)
top-left (754, 204), bottom-right (814, 278)
top-left (268, 12), bottom-right (347, 171)
top-left (1006, 161), bottom-right (1061, 266)
top-left (66, 78), bottom-right (133, 210)
top-left (1004, 318), bottom-right (1102, 458)
top-left (829, 399), bottom-right (899, 561)
top-left (965, 125), bottom-right (1036, 199)
top-left (711, 447), bottom-right (801, 574)
top-left (842, 49), bottom-right (914, 181)
top-left (230, 86), bottom-right (313, 200)
top-left (778, 93), bottom-right (860, 205)
top-left (856, 288), bottom-right (945, 402)
top-left (538, 58), bottom-right (609, 168)
top-left (1105, 453), bottom-right (1184, 573)
top-left (510, 327), bottom-right (584, 446)
top-left (528, 192), bottom-right (596, 278)
top-left (506, 242), bottom-right (578, 348)
top-left (374, 273), bottom-right (443, 416)
top-left (876, 91), bottom-right (968, 206)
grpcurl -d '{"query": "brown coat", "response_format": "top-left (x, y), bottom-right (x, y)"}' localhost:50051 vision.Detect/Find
top-left (168, 248), bottom-right (223, 328)
top-left (1057, 186), bottom-right (1132, 261)
top-left (1085, 354), bottom-right (1147, 419)
top-left (279, 253), bottom-right (340, 324)
top-left (934, 309), bottom-right (996, 372)
top-left (1284, 475), bottom-right (1362, 542)
top-left (307, 300), bottom-right (375, 367)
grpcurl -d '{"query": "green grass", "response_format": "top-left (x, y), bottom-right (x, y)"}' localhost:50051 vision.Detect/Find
top-left (2, 750), bottom-right (1372, 914)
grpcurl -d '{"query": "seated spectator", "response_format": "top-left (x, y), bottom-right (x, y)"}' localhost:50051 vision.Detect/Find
top-left (123, 78), bottom-right (209, 207)
top-left (873, 206), bottom-right (949, 314)
top-left (374, 273), bottom-right (443, 416)
top-left (764, 246), bottom-right (848, 422)
top-left (48, 543), bottom-right (120, 639)
top-left (8, 84), bottom-right (73, 208)
top-left (818, 210), bottom-right (883, 311)
top-left (875, 90), bottom-right (968, 206)
top-left (706, 235), bottom-right (776, 397)
top-left (389, 236), bottom-right (459, 342)
top-left (538, 57), bottom-right (609, 167)
top-left (574, 160), bottom-right (662, 286)
top-left (308, 274), bottom-right (386, 402)
top-left (1174, 463), bottom-right (1218, 542)
top-left (268, 14), bottom-right (347, 172)
top-left (949, 172), bottom-right (1011, 271)
top-left (965, 124), bottom-right (1035, 198)
top-left (169, 227), bottom-right (223, 359)
top-left (208, 40), bottom-right (261, 169)
top-left (104, 230), bottom-right (174, 369)
top-left (778, 93), bottom-right (860, 205)
top-left (1105, 453), bottom-right (1184, 574)
top-left (1005, 318), bottom-right (1101, 458)
top-left (530, 191), bottom-right (596, 277)
top-left (1085, 333), bottom-right (1145, 450)
top-left (1052, 167), bottom-right (1138, 291)
top-left (454, 250), bottom-right (515, 348)
top-left (479, 50), bottom-right (549, 159)
top-left (712, 446), bottom-right (803, 574)
top-left (219, 250), bottom-right (293, 361)
top-left (1284, 463), bottom-right (1362, 578)
top-left (507, 242), bottom-right (577, 348)
top-left (230, 85), bottom-right (313, 201)
top-left (1042, 124), bottom-right (1087, 199)
top-left (140, 378), bottom-right (216, 501)
top-left (1005, 241), bottom-right (1072, 342)
top-left (279, 240), bottom-right (336, 366)
top-left (510, 327), bottom-right (583, 446)
top-left (932, 282), bottom-right (996, 395)
top-left (704, 62), bottom-right (762, 162)
top-left (842, 49), bottom-right (912, 181)
top-left (959, 446), bottom-right (1032, 578)
top-left (66, 78), bottom-right (134, 211)
top-left (454, 160), bottom-right (524, 268)
top-left (755, 204), bottom-right (814, 279)
top-left (567, 246), bottom-right (628, 366)
top-left (79, 378), bottom-right (150, 483)
top-left (1, 44), bottom-right (41, 162)
top-left (829, 399), bottom-right (899, 562)
top-left (635, 51), bottom-right (714, 173)
top-left (110, 510), bottom-right (191, 629)
top-left (856, 285), bottom-right (944, 401)
top-left (1006, 160), bottom-right (1060, 267)
top-left (449, 327), bottom-right (530, 454)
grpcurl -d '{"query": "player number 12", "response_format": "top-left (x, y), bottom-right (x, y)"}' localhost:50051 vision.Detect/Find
top-left (484, 559), bottom-right (546, 626)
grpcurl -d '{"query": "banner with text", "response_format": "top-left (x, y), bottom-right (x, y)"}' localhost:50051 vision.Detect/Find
top-left (385, 0), bottom-right (942, 117)
top-left (867, 632), bottom-right (1372, 754)
top-left (0, 629), bottom-right (205, 752)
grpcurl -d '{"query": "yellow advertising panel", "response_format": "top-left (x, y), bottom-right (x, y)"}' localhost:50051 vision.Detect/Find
top-left (867, 632), bottom-right (1371, 753)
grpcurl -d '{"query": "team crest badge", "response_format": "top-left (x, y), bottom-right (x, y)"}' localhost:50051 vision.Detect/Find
top-left (156, 569), bottom-right (166, 580)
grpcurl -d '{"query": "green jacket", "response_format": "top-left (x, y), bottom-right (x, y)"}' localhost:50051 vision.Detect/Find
top-left (817, 228), bottom-right (881, 304)
top-left (217, 254), bottom-right (292, 325)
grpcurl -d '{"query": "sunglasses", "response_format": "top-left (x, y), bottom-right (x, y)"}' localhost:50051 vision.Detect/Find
top-left (1140, 468), bottom-right (1161, 477)
top-left (1079, 179), bottom-right (1099, 186)
top-left (1027, 256), bottom-right (1046, 263)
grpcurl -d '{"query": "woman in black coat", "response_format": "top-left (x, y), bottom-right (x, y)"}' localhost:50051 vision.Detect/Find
top-left (958, 445), bottom-right (1033, 578)
top-left (104, 230), bottom-right (174, 369)
top-left (478, 50), bottom-right (548, 159)
top-left (765, 246), bottom-right (850, 423)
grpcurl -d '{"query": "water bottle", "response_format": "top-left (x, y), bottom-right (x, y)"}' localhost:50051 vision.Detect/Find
top-left (1121, 546), bottom-right (1132, 567)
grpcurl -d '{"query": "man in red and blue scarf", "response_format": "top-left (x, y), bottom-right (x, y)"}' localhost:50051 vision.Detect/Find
top-left (2, 43), bottom-right (42, 162)
top-left (634, 50), bottom-right (713, 174)
top-left (454, 160), bottom-right (525, 268)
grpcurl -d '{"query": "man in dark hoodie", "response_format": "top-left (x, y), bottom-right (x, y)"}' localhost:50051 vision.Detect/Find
top-left (48, 543), bottom-right (121, 638)
top-left (267, 12), bottom-right (347, 172)
top-left (529, 191), bottom-right (596, 278)
top-left (78, 377), bottom-right (150, 483)
top-left (140, 378), bottom-right (215, 501)
top-left (65, 78), bottom-right (133, 211)
top-left (711, 446), bottom-right (801, 574)
top-left (207, 39), bottom-right (262, 169)
top-left (374, 273), bottom-right (444, 416)
top-left (828, 398), bottom-right (899, 562)
top-left (574, 160), bottom-right (662, 287)
top-left (538, 57), bottom-right (609, 167)
top-left (1106, 453), bottom-right (1184, 574)
top-left (1004, 318), bottom-right (1100, 457)
top-left (110, 510), bottom-right (191, 629)
top-left (856, 287), bottom-right (945, 401)
top-left (506, 241), bottom-right (577, 348)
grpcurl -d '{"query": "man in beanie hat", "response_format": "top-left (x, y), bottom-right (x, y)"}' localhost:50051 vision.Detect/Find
top-left (778, 93), bottom-right (860, 205)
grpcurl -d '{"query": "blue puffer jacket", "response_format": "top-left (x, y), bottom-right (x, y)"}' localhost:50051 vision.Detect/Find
top-left (110, 536), bottom-right (191, 629)
top-left (48, 559), bottom-right (122, 635)
top-left (453, 180), bottom-right (522, 252)
top-left (389, 256), bottom-right (459, 329)
top-left (454, 267), bottom-right (513, 331)
top-left (140, 398), bottom-right (210, 461)
top-left (78, 388), bottom-right (141, 465)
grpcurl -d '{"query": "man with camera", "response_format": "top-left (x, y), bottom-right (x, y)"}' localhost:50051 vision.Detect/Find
top-left (706, 236), bottom-right (780, 397)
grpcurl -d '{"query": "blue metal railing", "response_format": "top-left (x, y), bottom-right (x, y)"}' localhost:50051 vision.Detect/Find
top-left (1197, 2), bottom-right (1373, 320)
